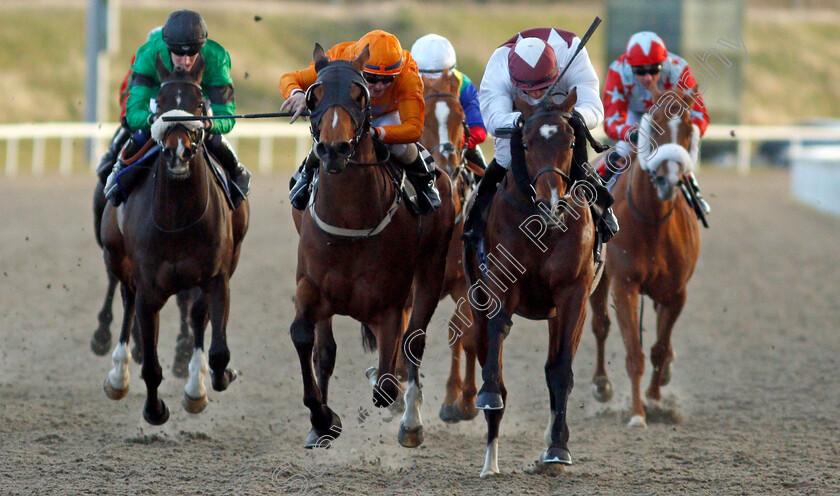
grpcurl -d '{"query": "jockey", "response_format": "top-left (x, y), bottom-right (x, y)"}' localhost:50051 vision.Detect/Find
top-left (104, 10), bottom-right (251, 208)
top-left (280, 30), bottom-right (441, 215)
top-left (464, 28), bottom-right (618, 248)
top-left (602, 31), bottom-right (711, 214)
top-left (95, 26), bottom-right (161, 186)
top-left (410, 33), bottom-right (488, 170)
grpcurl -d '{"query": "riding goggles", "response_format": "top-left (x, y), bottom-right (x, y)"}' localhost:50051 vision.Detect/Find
top-left (363, 72), bottom-right (396, 85)
top-left (632, 64), bottom-right (662, 76)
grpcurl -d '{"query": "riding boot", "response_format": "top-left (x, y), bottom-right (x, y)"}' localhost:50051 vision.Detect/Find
top-left (400, 146), bottom-right (441, 215)
top-left (97, 126), bottom-right (130, 185)
top-left (577, 159), bottom-right (620, 246)
top-left (206, 135), bottom-right (251, 209)
top-left (464, 146), bottom-right (487, 171)
top-left (289, 148), bottom-right (319, 210)
top-left (104, 130), bottom-right (147, 206)
top-left (686, 172), bottom-right (711, 215)
top-left (461, 158), bottom-right (506, 247)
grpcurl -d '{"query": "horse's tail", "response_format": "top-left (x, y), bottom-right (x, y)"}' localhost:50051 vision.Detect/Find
top-left (360, 323), bottom-right (377, 352)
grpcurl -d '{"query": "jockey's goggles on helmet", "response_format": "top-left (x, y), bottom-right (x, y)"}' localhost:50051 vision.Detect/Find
top-left (632, 64), bottom-right (662, 76)
top-left (363, 72), bottom-right (396, 85)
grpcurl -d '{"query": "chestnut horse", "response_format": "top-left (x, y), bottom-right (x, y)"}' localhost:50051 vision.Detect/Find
top-left (289, 44), bottom-right (453, 449)
top-left (100, 54), bottom-right (249, 425)
top-left (419, 72), bottom-right (479, 424)
top-left (464, 88), bottom-right (599, 477)
top-left (91, 180), bottom-right (197, 378)
top-left (589, 86), bottom-right (701, 428)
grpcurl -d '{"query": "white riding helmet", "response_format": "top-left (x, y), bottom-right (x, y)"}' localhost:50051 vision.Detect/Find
top-left (410, 34), bottom-right (457, 73)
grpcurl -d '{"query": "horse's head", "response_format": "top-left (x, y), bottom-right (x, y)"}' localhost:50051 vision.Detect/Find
top-left (305, 43), bottom-right (371, 174)
top-left (421, 72), bottom-right (465, 175)
top-left (151, 53), bottom-right (206, 180)
top-left (514, 87), bottom-right (577, 217)
top-left (638, 85), bottom-right (698, 201)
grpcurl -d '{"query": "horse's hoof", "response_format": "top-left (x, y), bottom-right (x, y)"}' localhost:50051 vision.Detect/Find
top-left (304, 409), bottom-right (342, 449)
top-left (91, 333), bottom-right (111, 356)
top-left (143, 400), bottom-right (170, 426)
top-left (660, 358), bottom-right (674, 386)
top-left (475, 392), bottom-right (504, 410)
top-left (439, 403), bottom-right (461, 424)
top-left (398, 423), bottom-right (424, 448)
top-left (479, 468), bottom-right (500, 478)
top-left (210, 368), bottom-right (238, 392)
top-left (181, 392), bottom-right (208, 414)
top-left (627, 415), bottom-right (647, 428)
top-left (540, 447), bottom-right (572, 465)
top-left (592, 375), bottom-right (613, 402)
top-left (103, 377), bottom-right (128, 401)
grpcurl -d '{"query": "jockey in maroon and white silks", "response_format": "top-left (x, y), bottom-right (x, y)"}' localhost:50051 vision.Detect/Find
top-left (479, 27), bottom-right (604, 170)
top-left (603, 31), bottom-right (710, 164)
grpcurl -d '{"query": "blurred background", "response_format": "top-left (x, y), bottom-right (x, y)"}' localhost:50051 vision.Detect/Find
top-left (1, 0), bottom-right (839, 212)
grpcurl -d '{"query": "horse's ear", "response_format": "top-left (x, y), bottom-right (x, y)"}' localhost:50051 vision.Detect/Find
top-left (189, 53), bottom-right (205, 84)
top-left (514, 94), bottom-right (535, 120)
top-left (557, 86), bottom-right (577, 114)
top-left (313, 43), bottom-right (329, 72)
top-left (155, 52), bottom-right (171, 81)
top-left (353, 44), bottom-right (371, 72)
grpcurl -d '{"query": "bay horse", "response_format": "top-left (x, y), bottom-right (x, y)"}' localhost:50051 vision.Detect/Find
top-left (99, 53), bottom-right (249, 425)
top-left (589, 85), bottom-right (701, 428)
top-left (419, 71), bottom-right (479, 423)
top-left (464, 88), bottom-right (599, 477)
top-left (289, 44), bottom-right (453, 449)
top-left (91, 181), bottom-right (198, 378)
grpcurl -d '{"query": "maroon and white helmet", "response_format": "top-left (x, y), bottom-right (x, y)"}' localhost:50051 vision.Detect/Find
top-left (625, 31), bottom-right (668, 66)
top-left (508, 37), bottom-right (558, 91)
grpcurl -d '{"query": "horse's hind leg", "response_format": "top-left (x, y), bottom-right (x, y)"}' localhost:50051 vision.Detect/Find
top-left (182, 292), bottom-right (210, 414)
top-left (91, 271), bottom-right (118, 356)
top-left (135, 291), bottom-right (169, 425)
top-left (206, 276), bottom-right (237, 392)
top-left (590, 268), bottom-right (613, 402)
top-left (440, 287), bottom-right (478, 423)
top-left (647, 291), bottom-right (685, 400)
top-left (103, 284), bottom-right (135, 401)
top-left (172, 288), bottom-right (199, 379)
top-left (613, 281), bottom-right (645, 427)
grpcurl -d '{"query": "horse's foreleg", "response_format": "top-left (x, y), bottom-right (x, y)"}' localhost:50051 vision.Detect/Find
top-left (292, 279), bottom-right (340, 448)
top-left (172, 288), bottom-right (198, 378)
top-left (136, 291), bottom-right (169, 425)
top-left (540, 284), bottom-right (589, 469)
top-left (476, 310), bottom-right (511, 411)
top-left (92, 271), bottom-right (118, 355)
top-left (590, 268), bottom-right (613, 402)
top-left (440, 288), bottom-right (479, 423)
top-left (182, 292), bottom-right (209, 414)
top-left (613, 281), bottom-right (645, 427)
top-left (648, 291), bottom-right (686, 399)
top-left (206, 276), bottom-right (236, 392)
top-left (313, 318), bottom-right (336, 405)
top-left (370, 308), bottom-right (404, 409)
top-left (103, 284), bottom-right (135, 401)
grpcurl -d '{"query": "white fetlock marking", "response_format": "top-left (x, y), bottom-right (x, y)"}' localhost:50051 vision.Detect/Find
top-left (184, 348), bottom-right (208, 399)
top-left (480, 438), bottom-right (500, 478)
top-left (400, 380), bottom-right (423, 429)
top-left (365, 366), bottom-right (378, 388)
top-left (628, 415), bottom-right (647, 428)
top-left (108, 342), bottom-right (131, 390)
top-left (544, 410), bottom-right (556, 448)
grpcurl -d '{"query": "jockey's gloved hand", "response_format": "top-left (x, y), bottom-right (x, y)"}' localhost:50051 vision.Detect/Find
top-left (280, 90), bottom-right (308, 124)
top-left (514, 114), bottom-right (525, 129)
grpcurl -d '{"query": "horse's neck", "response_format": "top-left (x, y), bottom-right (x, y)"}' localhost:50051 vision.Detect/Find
top-left (152, 155), bottom-right (209, 231)
top-left (313, 138), bottom-right (394, 223)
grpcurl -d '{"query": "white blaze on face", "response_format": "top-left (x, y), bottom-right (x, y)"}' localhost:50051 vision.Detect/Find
top-left (434, 101), bottom-right (451, 158)
top-left (176, 89), bottom-right (182, 109)
top-left (667, 115), bottom-right (682, 181)
top-left (176, 137), bottom-right (187, 160)
top-left (331, 110), bottom-right (339, 129)
top-left (540, 124), bottom-right (558, 140)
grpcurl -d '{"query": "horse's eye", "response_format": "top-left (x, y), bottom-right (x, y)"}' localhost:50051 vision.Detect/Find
top-left (569, 141), bottom-right (575, 150)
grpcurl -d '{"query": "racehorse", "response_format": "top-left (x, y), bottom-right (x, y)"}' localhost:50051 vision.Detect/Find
top-left (91, 181), bottom-right (197, 378)
top-left (419, 71), bottom-right (479, 423)
top-left (464, 88), bottom-right (599, 477)
top-left (589, 85), bottom-right (701, 427)
top-left (99, 53), bottom-right (249, 425)
top-left (289, 44), bottom-right (454, 449)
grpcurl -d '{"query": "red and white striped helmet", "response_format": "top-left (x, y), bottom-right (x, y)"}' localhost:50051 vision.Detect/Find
top-left (508, 37), bottom-right (558, 91)
top-left (625, 31), bottom-right (668, 66)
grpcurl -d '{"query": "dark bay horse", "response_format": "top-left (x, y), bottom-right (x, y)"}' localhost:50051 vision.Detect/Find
top-left (419, 72), bottom-right (479, 424)
top-left (589, 86), bottom-right (701, 428)
top-left (464, 88), bottom-right (600, 477)
top-left (100, 54), bottom-right (249, 425)
top-left (289, 44), bottom-right (454, 449)
top-left (91, 182), bottom-right (198, 378)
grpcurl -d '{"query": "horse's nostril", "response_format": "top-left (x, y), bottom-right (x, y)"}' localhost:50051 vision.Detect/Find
top-left (336, 142), bottom-right (353, 157)
top-left (315, 143), bottom-right (329, 159)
